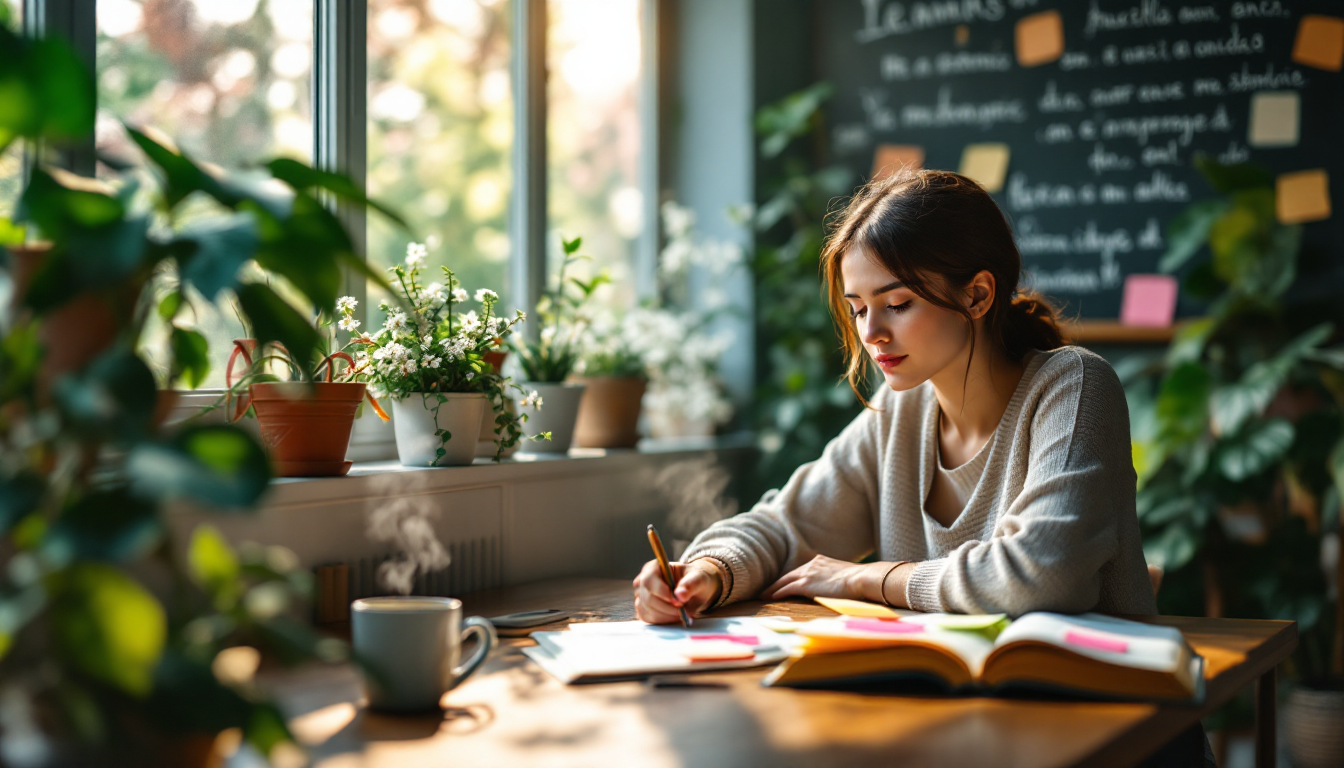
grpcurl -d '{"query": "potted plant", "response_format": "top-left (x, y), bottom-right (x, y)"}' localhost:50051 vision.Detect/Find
top-left (572, 317), bottom-right (647, 448)
top-left (223, 299), bottom-right (391, 477)
top-left (511, 235), bottom-right (606, 453)
top-left (0, 16), bottom-right (410, 762)
top-left (350, 242), bottom-right (534, 466)
top-left (1125, 156), bottom-right (1343, 752)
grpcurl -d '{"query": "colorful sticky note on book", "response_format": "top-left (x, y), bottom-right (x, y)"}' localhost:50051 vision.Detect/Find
top-left (845, 618), bottom-right (926, 634)
top-left (907, 613), bottom-right (1009, 631)
top-left (814, 597), bottom-right (901, 619)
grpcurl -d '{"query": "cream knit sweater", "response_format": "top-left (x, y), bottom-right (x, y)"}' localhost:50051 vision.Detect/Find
top-left (684, 345), bottom-right (1158, 617)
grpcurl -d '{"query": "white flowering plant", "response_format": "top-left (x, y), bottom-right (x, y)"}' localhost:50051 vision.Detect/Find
top-left (510, 235), bottom-right (609, 382)
top-left (576, 313), bottom-right (645, 379)
top-left (342, 242), bottom-right (545, 461)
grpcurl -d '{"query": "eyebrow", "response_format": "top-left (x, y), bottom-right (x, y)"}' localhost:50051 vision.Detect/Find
top-left (843, 280), bottom-right (905, 299)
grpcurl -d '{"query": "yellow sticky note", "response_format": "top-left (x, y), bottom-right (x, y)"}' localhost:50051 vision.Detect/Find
top-left (958, 143), bottom-right (1011, 193)
top-left (814, 597), bottom-right (900, 619)
top-left (1248, 92), bottom-right (1299, 148)
top-left (871, 144), bottom-right (924, 180)
top-left (1015, 10), bottom-right (1064, 68)
top-left (1276, 170), bottom-right (1332, 224)
top-left (1292, 15), bottom-right (1344, 71)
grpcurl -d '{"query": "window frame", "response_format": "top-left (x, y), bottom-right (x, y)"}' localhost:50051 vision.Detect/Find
top-left (25, 0), bottom-right (663, 391)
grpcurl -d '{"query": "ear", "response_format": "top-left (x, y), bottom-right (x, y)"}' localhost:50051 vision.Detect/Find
top-left (965, 270), bottom-right (996, 319)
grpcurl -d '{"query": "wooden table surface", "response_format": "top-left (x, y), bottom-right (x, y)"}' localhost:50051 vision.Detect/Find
top-left (271, 578), bottom-right (1297, 768)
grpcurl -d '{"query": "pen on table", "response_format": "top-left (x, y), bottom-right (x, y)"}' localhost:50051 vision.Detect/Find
top-left (647, 524), bottom-right (692, 628)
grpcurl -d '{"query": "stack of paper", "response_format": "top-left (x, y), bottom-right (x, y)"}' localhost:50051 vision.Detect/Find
top-left (522, 618), bottom-right (804, 684)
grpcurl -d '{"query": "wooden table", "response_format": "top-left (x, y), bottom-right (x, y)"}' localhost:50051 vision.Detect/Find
top-left (273, 578), bottom-right (1296, 768)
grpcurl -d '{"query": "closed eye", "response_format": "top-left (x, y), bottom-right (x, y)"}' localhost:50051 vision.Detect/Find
top-left (850, 301), bottom-right (912, 320)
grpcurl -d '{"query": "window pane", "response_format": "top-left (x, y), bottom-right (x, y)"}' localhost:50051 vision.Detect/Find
top-left (547, 0), bottom-right (641, 313)
top-left (96, 0), bottom-right (314, 388)
top-left (367, 0), bottom-right (513, 323)
top-left (0, 0), bottom-right (22, 221)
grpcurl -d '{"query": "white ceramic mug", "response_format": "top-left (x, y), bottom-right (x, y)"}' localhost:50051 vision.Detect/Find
top-left (351, 596), bottom-right (497, 712)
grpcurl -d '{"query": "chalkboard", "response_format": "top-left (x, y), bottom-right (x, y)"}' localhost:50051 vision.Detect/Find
top-left (816, 0), bottom-right (1344, 320)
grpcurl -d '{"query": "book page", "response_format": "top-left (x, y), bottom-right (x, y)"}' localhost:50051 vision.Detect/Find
top-left (795, 618), bottom-right (997, 676)
top-left (993, 613), bottom-right (1189, 673)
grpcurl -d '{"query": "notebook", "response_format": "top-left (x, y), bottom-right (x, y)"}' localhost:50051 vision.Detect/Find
top-left (763, 611), bottom-right (1205, 703)
top-left (523, 618), bottom-right (802, 684)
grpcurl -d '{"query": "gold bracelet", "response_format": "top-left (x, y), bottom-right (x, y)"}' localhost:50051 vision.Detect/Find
top-left (879, 561), bottom-right (910, 607)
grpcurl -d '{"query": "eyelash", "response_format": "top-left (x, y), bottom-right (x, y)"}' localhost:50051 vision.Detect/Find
top-left (850, 301), bottom-right (912, 320)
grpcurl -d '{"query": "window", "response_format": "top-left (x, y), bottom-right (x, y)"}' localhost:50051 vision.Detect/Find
top-left (0, 0), bottom-right (22, 221)
top-left (366, 0), bottom-right (513, 321)
top-left (95, 0), bottom-right (315, 387)
top-left (547, 0), bottom-right (642, 313)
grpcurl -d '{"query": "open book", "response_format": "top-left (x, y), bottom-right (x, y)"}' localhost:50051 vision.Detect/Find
top-left (763, 612), bottom-right (1205, 703)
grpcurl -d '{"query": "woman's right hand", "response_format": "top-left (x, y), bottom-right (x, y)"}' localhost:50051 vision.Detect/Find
top-left (632, 558), bottom-right (723, 624)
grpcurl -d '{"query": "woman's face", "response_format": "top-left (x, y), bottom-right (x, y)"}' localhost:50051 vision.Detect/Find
top-left (840, 249), bottom-right (971, 391)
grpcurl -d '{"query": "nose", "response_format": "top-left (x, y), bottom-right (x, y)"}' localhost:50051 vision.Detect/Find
top-left (860, 314), bottom-right (890, 348)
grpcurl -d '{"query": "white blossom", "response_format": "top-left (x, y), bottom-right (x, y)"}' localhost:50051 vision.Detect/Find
top-left (451, 287), bottom-right (469, 303)
top-left (461, 310), bottom-right (483, 335)
top-left (424, 355), bottom-right (441, 369)
top-left (383, 311), bottom-right (408, 333)
top-left (337, 316), bottom-right (361, 332)
top-left (420, 282), bottom-right (446, 305)
top-left (405, 241), bottom-right (428, 267)
top-left (399, 358), bottom-right (418, 376)
top-left (336, 296), bottom-right (358, 313)
top-left (520, 390), bottom-right (543, 409)
top-left (474, 288), bottom-right (498, 303)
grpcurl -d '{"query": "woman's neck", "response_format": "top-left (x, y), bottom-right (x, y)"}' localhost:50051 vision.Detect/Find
top-left (927, 332), bottom-right (1026, 447)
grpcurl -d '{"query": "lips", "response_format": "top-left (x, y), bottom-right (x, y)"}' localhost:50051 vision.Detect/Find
top-left (875, 354), bottom-right (907, 370)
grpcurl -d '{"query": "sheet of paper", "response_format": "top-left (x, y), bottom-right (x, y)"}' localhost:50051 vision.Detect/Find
top-left (1015, 10), bottom-right (1064, 67)
top-left (871, 144), bottom-right (924, 180)
top-left (958, 143), bottom-right (1011, 193)
top-left (1248, 92), bottom-right (1300, 148)
top-left (1120, 274), bottom-right (1179, 328)
top-left (1292, 14), bottom-right (1344, 71)
top-left (814, 596), bottom-right (902, 619)
top-left (1276, 169), bottom-right (1332, 224)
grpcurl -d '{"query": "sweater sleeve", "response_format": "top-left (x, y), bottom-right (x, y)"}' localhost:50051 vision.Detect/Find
top-left (681, 395), bottom-right (887, 606)
top-left (904, 351), bottom-right (1133, 616)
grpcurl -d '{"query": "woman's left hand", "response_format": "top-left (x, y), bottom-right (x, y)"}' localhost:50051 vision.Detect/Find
top-left (761, 555), bottom-right (882, 601)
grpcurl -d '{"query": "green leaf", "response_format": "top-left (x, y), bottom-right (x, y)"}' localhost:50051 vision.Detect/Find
top-left (0, 472), bottom-right (43, 534)
top-left (43, 487), bottom-right (161, 566)
top-left (1155, 362), bottom-right (1211, 443)
top-left (157, 291), bottom-right (183, 322)
top-left (1142, 521), bottom-right (1200, 571)
top-left (28, 37), bottom-right (96, 141)
top-left (1194, 155), bottom-right (1274, 194)
top-left (235, 282), bottom-right (322, 373)
top-left (264, 158), bottom-right (409, 230)
top-left (126, 425), bottom-right (272, 508)
top-left (252, 193), bottom-right (346, 313)
top-left (170, 327), bottom-right (211, 389)
top-left (1164, 318), bottom-right (1216, 366)
top-left (562, 235), bottom-right (583, 255)
top-left (188, 525), bottom-right (240, 608)
top-left (52, 564), bottom-right (166, 697)
top-left (1159, 199), bottom-right (1228, 274)
top-left (1216, 419), bottom-right (1295, 482)
top-left (1210, 323), bottom-right (1333, 435)
top-left (1329, 437), bottom-right (1344, 509)
top-left (53, 348), bottom-right (158, 441)
top-left (176, 213), bottom-right (260, 301)
top-left (125, 127), bottom-right (239, 210)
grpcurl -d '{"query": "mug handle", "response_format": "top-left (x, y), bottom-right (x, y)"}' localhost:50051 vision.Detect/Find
top-left (450, 616), bottom-right (497, 689)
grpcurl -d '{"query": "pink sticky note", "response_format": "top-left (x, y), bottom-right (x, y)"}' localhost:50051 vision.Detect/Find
top-left (845, 618), bottom-right (926, 634)
top-left (1064, 629), bottom-right (1129, 654)
top-left (690, 634), bottom-right (760, 646)
top-left (1119, 274), bottom-right (1178, 328)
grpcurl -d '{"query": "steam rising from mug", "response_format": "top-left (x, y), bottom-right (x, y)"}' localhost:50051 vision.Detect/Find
top-left (656, 457), bottom-right (739, 540)
top-left (366, 491), bottom-right (450, 596)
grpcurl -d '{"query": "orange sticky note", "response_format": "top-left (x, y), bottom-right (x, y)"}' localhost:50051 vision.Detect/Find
top-left (1276, 170), bottom-right (1332, 224)
top-left (1292, 15), bottom-right (1344, 71)
top-left (1016, 10), bottom-right (1064, 67)
top-left (958, 143), bottom-right (1011, 193)
top-left (871, 144), bottom-right (924, 180)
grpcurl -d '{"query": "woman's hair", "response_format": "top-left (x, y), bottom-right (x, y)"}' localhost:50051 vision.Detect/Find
top-left (820, 169), bottom-right (1066, 401)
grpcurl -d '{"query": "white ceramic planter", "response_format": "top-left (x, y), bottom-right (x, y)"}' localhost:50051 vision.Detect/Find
top-left (515, 382), bottom-right (587, 454)
top-left (391, 393), bottom-right (488, 467)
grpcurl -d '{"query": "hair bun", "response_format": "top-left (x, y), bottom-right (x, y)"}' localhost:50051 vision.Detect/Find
top-left (1003, 290), bottom-right (1065, 358)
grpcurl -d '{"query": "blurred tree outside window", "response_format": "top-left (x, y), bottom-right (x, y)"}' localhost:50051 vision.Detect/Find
top-left (95, 0), bottom-right (314, 387)
top-left (547, 0), bottom-right (641, 315)
top-left (0, 0), bottom-right (21, 221)
top-left (366, 0), bottom-right (513, 323)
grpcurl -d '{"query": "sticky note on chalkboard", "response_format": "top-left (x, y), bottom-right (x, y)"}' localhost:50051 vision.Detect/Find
top-left (1015, 11), bottom-right (1064, 68)
top-left (1292, 15), bottom-right (1344, 71)
top-left (1120, 275), bottom-right (1178, 328)
top-left (1276, 170), bottom-right (1332, 224)
top-left (959, 143), bottom-right (1010, 193)
top-left (872, 144), bottom-right (924, 180)
top-left (1248, 92), bottom-right (1300, 148)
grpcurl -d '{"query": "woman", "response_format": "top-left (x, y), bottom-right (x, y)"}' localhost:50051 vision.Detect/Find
top-left (634, 169), bottom-right (1157, 622)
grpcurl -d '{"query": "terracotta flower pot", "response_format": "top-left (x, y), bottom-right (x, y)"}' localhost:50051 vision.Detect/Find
top-left (250, 381), bottom-right (366, 477)
top-left (572, 376), bottom-right (647, 449)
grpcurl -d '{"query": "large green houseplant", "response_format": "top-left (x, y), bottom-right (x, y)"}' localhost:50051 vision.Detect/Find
top-left (1126, 157), bottom-right (1343, 701)
top-left (0, 17), bottom-right (407, 764)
